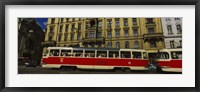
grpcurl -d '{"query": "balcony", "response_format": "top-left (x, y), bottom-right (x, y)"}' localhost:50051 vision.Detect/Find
top-left (58, 32), bottom-right (63, 35)
top-left (106, 27), bottom-right (112, 31)
top-left (132, 24), bottom-right (139, 28)
top-left (83, 37), bottom-right (105, 44)
top-left (143, 33), bottom-right (164, 42)
top-left (64, 31), bottom-right (69, 35)
top-left (48, 32), bottom-right (54, 36)
top-left (114, 27), bottom-right (121, 30)
top-left (88, 26), bottom-right (96, 31)
top-left (123, 26), bottom-right (130, 29)
top-left (42, 41), bottom-right (56, 47)
top-left (145, 22), bottom-right (156, 26)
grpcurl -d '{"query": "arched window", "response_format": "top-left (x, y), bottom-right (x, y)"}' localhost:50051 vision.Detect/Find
top-left (167, 25), bottom-right (173, 34)
top-left (134, 41), bottom-right (139, 49)
top-left (116, 42), bottom-right (120, 48)
top-left (125, 41), bottom-right (129, 48)
top-left (107, 42), bottom-right (112, 48)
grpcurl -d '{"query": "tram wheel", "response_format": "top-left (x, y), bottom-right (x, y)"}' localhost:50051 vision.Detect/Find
top-left (156, 66), bottom-right (163, 73)
top-left (59, 66), bottom-right (66, 71)
top-left (124, 68), bottom-right (131, 72)
top-left (114, 67), bottom-right (123, 72)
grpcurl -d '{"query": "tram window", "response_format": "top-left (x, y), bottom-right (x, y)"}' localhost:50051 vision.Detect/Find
top-left (85, 50), bottom-right (95, 57)
top-left (132, 52), bottom-right (142, 58)
top-left (143, 52), bottom-right (148, 59)
top-left (171, 51), bottom-right (182, 59)
top-left (61, 50), bottom-right (72, 57)
top-left (73, 50), bottom-right (83, 57)
top-left (121, 51), bottom-right (131, 58)
top-left (97, 51), bottom-right (107, 58)
top-left (49, 49), bottom-right (60, 56)
top-left (109, 51), bottom-right (119, 58)
top-left (157, 52), bottom-right (169, 59)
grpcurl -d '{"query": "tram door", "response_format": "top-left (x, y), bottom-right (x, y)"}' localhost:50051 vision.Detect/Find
top-left (148, 53), bottom-right (157, 59)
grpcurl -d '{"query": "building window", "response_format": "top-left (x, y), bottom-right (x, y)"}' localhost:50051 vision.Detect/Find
top-left (167, 25), bottom-right (173, 34)
top-left (175, 18), bottom-right (180, 20)
top-left (71, 34), bottom-right (74, 41)
top-left (86, 23), bottom-right (90, 29)
top-left (48, 36), bottom-right (53, 41)
top-left (133, 29), bottom-right (138, 36)
top-left (124, 30), bottom-right (129, 37)
top-left (134, 41), bottom-right (139, 48)
top-left (146, 18), bottom-right (153, 24)
top-left (166, 18), bottom-right (171, 21)
top-left (85, 33), bottom-right (88, 39)
top-left (98, 21), bottom-right (102, 27)
top-left (61, 18), bottom-right (64, 23)
top-left (65, 25), bottom-right (68, 32)
top-left (78, 18), bottom-right (81, 21)
top-left (66, 18), bottom-right (69, 22)
top-left (77, 33), bottom-right (81, 40)
top-left (91, 43), bottom-right (95, 48)
top-left (59, 25), bottom-right (63, 32)
top-left (148, 27), bottom-right (155, 34)
top-left (108, 31), bottom-right (112, 38)
top-left (176, 24), bottom-right (182, 34)
top-left (115, 30), bottom-right (120, 38)
top-left (124, 18), bottom-right (128, 26)
top-left (125, 41), bottom-right (129, 48)
top-left (170, 40), bottom-right (175, 48)
top-left (50, 26), bottom-right (54, 33)
top-left (132, 18), bottom-right (137, 25)
top-left (58, 35), bottom-right (62, 41)
top-left (72, 18), bottom-right (75, 21)
top-left (97, 32), bottom-right (102, 38)
top-left (78, 24), bottom-right (81, 30)
top-left (116, 42), bottom-right (120, 48)
top-left (150, 42), bottom-right (156, 48)
top-left (64, 45), bottom-right (67, 47)
top-left (179, 40), bottom-right (182, 47)
top-left (51, 18), bottom-right (55, 24)
top-left (85, 43), bottom-right (88, 47)
top-left (64, 35), bottom-right (67, 41)
top-left (97, 44), bottom-right (101, 48)
top-left (115, 19), bottom-right (120, 27)
top-left (90, 31), bottom-right (95, 38)
top-left (107, 42), bottom-right (112, 48)
top-left (72, 24), bottom-right (75, 31)
top-left (107, 20), bottom-right (112, 27)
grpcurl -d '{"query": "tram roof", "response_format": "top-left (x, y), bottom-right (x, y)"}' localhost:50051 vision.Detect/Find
top-left (47, 47), bottom-right (120, 51)
top-left (160, 48), bottom-right (182, 52)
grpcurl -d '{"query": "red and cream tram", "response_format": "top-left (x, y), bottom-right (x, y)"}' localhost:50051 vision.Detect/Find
top-left (155, 49), bottom-right (182, 72)
top-left (41, 47), bottom-right (182, 72)
top-left (41, 47), bottom-right (149, 71)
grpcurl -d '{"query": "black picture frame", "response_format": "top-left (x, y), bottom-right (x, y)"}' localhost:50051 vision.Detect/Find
top-left (0, 0), bottom-right (199, 92)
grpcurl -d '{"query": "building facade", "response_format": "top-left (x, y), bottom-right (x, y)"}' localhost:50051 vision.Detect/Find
top-left (161, 18), bottom-right (182, 49)
top-left (18, 18), bottom-right (45, 65)
top-left (43, 18), bottom-right (164, 53)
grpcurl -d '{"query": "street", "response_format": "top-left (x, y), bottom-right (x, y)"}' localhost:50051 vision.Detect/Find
top-left (18, 65), bottom-right (181, 74)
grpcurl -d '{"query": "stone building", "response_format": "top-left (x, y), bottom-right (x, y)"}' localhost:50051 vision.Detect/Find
top-left (161, 17), bottom-right (182, 49)
top-left (18, 18), bottom-right (45, 65)
top-left (43, 18), bottom-right (165, 54)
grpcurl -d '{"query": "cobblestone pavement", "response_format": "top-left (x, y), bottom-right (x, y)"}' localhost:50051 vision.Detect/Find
top-left (18, 65), bottom-right (181, 74)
